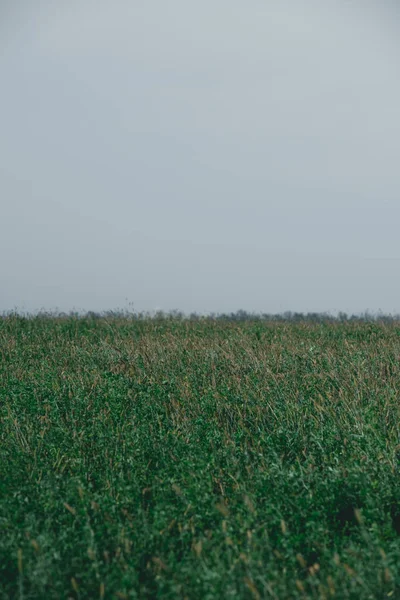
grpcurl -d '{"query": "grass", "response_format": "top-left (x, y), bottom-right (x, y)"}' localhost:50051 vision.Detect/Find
top-left (1, 314), bottom-right (400, 598)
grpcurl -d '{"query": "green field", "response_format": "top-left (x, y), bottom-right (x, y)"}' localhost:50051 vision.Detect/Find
top-left (1, 315), bottom-right (400, 598)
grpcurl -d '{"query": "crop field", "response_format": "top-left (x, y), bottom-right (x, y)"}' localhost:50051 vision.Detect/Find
top-left (1, 315), bottom-right (400, 598)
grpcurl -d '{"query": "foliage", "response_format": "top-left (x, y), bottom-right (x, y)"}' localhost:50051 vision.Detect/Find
top-left (1, 315), bottom-right (400, 598)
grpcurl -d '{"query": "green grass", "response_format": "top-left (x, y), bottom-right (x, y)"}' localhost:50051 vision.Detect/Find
top-left (1, 315), bottom-right (400, 599)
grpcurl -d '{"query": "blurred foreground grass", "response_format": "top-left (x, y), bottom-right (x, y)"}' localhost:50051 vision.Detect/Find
top-left (1, 315), bottom-right (400, 598)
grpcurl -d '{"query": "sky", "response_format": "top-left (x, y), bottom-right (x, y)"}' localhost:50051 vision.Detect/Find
top-left (1, 0), bottom-right (400, 315)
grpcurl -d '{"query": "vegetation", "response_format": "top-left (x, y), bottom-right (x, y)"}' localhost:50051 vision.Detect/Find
top-left (1, 314), bottom-right (400, 598)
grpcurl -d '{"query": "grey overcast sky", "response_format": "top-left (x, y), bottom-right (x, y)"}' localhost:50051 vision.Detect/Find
top-left (1, 1), bottom-right (400, 315)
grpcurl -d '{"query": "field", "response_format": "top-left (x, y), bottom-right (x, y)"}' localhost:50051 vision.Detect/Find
top-left (1, 315), bottom-right (400, 599)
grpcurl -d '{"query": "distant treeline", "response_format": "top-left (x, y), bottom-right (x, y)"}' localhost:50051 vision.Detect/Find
top-left (2, 308), bottom-right (400, 323)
